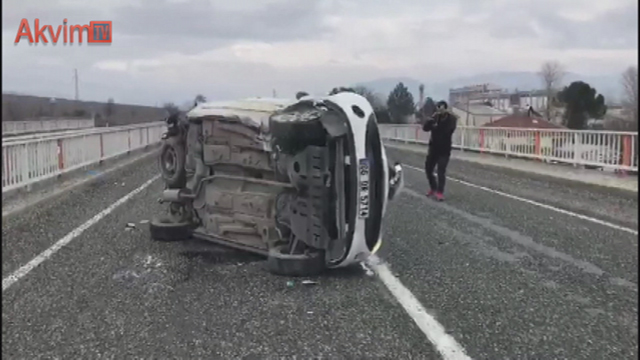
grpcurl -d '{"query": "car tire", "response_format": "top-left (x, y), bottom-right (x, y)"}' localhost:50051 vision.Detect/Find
top-left (159, 137), bottom-right (186, 189)
top-left (149, 217), bottom-right (192, 242)
top-left (266, 245), bottom-right (326, 277)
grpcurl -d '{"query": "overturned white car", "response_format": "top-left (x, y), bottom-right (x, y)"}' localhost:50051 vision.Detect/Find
top-left (151, 92), bottom-right (403, 276)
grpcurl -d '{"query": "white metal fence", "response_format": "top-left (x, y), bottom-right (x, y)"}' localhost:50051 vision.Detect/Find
top-left (2, 118), bottom-right (96, 136)
top-left (4, 121), bottom-right (635, 193)
top-left (380, 124), bottom-right (639, 172)
top-left (3, 122), bottom-right (164, 144)
top-left (2, 122), bottom-right (165, 193)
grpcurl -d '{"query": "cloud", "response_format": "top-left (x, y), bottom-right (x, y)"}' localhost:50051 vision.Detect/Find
top-left (2, 0), bottom-right (637, 105)
top-left (480, 0), bottom-right (638, 50)
top-left (111, 0), bottom-right (330, 42)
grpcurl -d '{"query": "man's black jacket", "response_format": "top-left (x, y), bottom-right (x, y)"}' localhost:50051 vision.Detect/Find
top-left (422, 110), bottom-right (458, 154)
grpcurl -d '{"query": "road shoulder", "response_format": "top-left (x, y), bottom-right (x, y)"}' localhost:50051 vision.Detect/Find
top-left (385, 141), bottom-right (638, 193)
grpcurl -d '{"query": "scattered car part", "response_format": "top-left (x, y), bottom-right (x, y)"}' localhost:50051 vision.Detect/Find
top-left (149, 217), bottom-right (193, 242)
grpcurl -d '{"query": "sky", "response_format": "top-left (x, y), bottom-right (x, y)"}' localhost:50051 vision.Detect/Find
top-left (2, 0), bottom-right (638, 106)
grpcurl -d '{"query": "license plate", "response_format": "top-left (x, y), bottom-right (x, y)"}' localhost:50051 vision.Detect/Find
top-left (358, 158), bottom-right (370, 218)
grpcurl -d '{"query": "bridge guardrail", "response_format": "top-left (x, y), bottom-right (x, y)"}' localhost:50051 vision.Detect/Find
top-left (3, 122), bottom-right (165, 144)
top-left (380, 124), bottom-right (638, 172)
top-left (4, 122), bottom-right (635, 193)
top-left (2, 122), bottom-right (165, 193)
top-left (2, 118), bottom-right (96, 135)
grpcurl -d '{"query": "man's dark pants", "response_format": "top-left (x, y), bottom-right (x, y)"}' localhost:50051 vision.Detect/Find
top-left (424, 148), bottom-right (451, 193)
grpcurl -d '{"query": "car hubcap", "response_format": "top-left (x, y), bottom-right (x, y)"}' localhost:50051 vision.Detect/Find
top-left (163, 148), bottom-right (177, 174)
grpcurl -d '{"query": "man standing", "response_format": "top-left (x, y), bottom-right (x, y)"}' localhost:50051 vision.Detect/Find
top-left (422, 100), bottom-right (458, 201)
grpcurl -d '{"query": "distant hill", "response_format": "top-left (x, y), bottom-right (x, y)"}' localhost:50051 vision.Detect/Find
top-left (2, 93), bottom-right (166, 126)
top-left (356, 71), bottom-right (623, 103)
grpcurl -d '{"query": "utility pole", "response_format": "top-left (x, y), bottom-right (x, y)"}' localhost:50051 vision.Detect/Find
top-left (73, 68), bottom-right (79, 100)
top-left (272, 89), bottom-right (277, 98)
top-left (465, 94), bottom-right (470, 126)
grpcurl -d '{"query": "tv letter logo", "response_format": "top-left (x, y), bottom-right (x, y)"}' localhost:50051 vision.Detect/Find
top-left (89, 21), bottom-right (111, 43)
top-left (14, 19), bottom-right (112, 44)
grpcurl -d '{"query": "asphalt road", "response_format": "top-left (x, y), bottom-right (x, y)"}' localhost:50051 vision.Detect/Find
top-left (2, 149), bottom-right (638, 359)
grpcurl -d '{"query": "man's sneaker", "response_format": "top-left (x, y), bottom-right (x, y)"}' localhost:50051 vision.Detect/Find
top-left (427, 190), bottom-right (435, 197)
top-left (435, 192), bottom-right (445, 201)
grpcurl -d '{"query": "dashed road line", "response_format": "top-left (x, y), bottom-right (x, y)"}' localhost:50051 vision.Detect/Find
top-left (365, 255), bottom-right (472, 360)
top-left (403, 164), bottom-right (638, 236)
top-left (2, 175), bottom-right (160, 292)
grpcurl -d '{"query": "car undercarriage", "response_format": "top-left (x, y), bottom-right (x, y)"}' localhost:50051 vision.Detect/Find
top-left (152, 94), bottom-right (403, 276)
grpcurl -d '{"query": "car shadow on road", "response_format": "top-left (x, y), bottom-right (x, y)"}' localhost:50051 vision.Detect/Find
top-left (178, 239), bottom-right (264, 266)
top-left (178, 239), bottom-right (369, 280)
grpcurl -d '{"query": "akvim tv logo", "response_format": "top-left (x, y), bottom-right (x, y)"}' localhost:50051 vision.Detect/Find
top-left (14, 19), bottom-right (112, 44)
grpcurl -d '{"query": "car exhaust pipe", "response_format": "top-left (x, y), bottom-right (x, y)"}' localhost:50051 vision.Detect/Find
top-left (161, 189), bottom-right (192, 203)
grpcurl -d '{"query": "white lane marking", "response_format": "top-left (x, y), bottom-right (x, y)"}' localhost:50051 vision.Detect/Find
top-left (403, 164), bottom-right (638, 236)
top-left (2, 175), bottom-right (161, 292)
top-left (365, 255), bottom-right (472, 360)
top-left (3, 150), bottom-right (158, 218)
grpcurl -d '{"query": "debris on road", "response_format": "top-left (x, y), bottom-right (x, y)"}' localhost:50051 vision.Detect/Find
top-left (285, 280), bottom-right (319, 288)
top-left (125, 223), bottom-right (137, 230)
top-left (360, 262), bottom-right (375, 276)
top-left (139, 219), bottom-right (150, 224)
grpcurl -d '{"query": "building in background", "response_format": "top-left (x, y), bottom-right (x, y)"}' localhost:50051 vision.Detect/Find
top-left (600, 105), bottom-right (637, 131)
top-left (482, 113), bottom-right (565, 129)
top-left (448, 83), bottom-right (504, 108)
top-left (448, 84), bottom-right (560, 125)
top-left (451, 103), bottom-right (507, 127)
top-left (449, 84), bottom-right (548, 112)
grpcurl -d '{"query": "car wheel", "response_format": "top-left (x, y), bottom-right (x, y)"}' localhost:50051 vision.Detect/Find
top-left (266, 245), bottom-right (326, 277)
top-left (149, 217), bottom-right (192, 242)
top-left (159, 137), bottom-right (186, 189)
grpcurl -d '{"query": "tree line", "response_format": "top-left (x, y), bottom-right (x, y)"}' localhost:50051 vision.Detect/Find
top-left (537, 61), bottom-right (637, 130)
top-left (161, 90), bottom-right (418, 124)
top-left (338, 61), bottom-right (638, 130)
top-left (159, 62), bottom-right (638, 131)
top-left (328, 84), bottom-right (418, 124)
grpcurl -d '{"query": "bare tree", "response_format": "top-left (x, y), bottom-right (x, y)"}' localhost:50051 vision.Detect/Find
top-left (163, 102), bottom-right (180, 116)
top-left (539, 61), bottom-right (565, 121)
top-left (621, 66), bottom-right (638, 130)
top-left (194, 94), bottom-right (207, 105)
